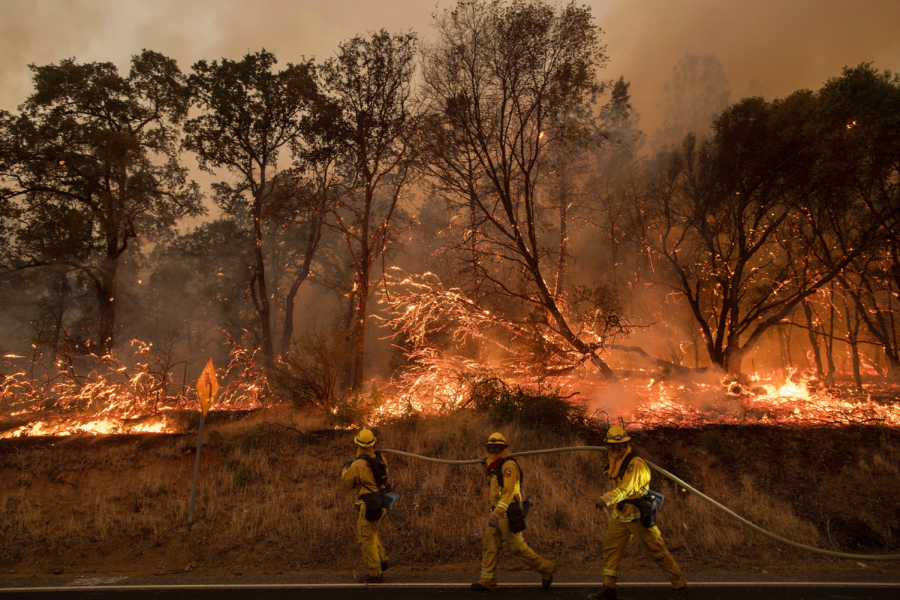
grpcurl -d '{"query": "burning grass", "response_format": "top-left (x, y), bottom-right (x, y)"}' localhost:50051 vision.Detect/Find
top-left (4, 328), bottom-right (899, 440)
top-left (0, 337), bottom-right (267, 439)
top-left (619, 375), bottom-right (900, 429)
top-left (0, 407), bottom-right (898, 578)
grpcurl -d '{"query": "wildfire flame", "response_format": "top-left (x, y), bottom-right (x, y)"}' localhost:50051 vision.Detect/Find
top-left (3, 329), bottom-right (898, 438)
top-left (1, 336), bottom-right (267, 439)
top-left (619, 370), bottom-right (900, 428)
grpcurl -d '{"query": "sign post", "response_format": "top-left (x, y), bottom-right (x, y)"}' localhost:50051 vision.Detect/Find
top-left (188, 358), bottom-right (218, 525)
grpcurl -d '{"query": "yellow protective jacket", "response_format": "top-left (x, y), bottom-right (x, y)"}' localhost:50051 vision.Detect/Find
top-left (599, 450), bottom-right (649, 522)
top-left (340, 448), bottom-right (389, 501)
top-left (485, 449), bottom-right (523, 519)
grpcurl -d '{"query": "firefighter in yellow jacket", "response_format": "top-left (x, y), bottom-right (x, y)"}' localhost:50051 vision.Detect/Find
top-left (472, 432), bottom-right (555, 592)
top-left (340, 429), bottom-right (391, 583)
top-left (588, 426), bottom-right (688, 600)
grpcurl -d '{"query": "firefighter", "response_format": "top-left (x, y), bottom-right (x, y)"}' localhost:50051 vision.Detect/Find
top-left (340, 428), bottom-right (391, 583)
top-left (472, 432), bottom-right (555, 592)
top-left (587, 425), bottom-right (689, 600)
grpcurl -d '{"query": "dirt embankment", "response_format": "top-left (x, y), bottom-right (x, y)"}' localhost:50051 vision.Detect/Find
top-left (1, 408), bottom-right (898, 580)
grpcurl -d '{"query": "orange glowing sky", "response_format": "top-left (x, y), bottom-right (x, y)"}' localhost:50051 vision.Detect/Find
top-left (1, 0), bottom-right (899, 142)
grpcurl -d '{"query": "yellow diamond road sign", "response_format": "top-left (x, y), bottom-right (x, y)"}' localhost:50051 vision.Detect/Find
top-left (195, 358), bottom-right (219, 416)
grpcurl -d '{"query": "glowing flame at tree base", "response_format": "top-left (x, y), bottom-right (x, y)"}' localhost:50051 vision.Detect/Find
top-left (371, 353), bottom-right (900, 429)
top-left (2, 337), bottom-right (898, 437)
top-left (620, 374), bottom-right (900, 429)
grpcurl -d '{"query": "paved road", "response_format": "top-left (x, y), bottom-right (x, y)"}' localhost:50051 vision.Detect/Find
top-left (2, 583), bottom-right (900, 600)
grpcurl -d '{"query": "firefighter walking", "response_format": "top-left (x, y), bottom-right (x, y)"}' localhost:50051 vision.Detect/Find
top-left (340, 428), bottom-right (391, 583)
top-left (472, 432), bottom-right (555, 592)
top-left (588, 425), bottom-right (688, 600)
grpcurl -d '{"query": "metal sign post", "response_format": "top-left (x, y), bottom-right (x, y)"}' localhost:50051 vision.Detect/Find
top-left (188, 358), bottom-right (218, 525)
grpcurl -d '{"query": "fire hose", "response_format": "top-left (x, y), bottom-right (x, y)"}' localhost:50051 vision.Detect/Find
top-left (380, 446), bottom-right (900, 561)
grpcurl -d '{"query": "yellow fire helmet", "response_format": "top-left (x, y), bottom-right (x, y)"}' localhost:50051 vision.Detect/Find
top-left (605, 425), bottom-right (631, 444)
top-left (486, 432), bottom-right (508, 446)
top-left (354, 428), bottom-right (377, 448)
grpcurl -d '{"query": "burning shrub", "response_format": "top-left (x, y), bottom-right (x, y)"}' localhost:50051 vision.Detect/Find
top-left (468, 376), bottom-right (591, 435)
top-left (269, 326), bottom-right (354, 412)
top-left (217, 333), bottom-right (270, 408)
top-left (332, 386), bottom-right (386, 428)
top-left (1, 333), bottom-right (270, 438)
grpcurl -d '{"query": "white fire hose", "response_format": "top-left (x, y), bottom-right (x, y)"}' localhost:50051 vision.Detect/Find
top-left (380, 446), bottom-right (900, 561)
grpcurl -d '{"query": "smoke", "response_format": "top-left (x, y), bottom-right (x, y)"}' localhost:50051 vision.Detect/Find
top-left (2, 0), bottom-right (898, 382)
top-left (0, 0), bottom-right (433, 112)
top-left (584, 381), bottom-right (644, 416)
top-left (600, 0), bottom-right (900, 146)
top-left (3, 0), bottom-right (898, 139)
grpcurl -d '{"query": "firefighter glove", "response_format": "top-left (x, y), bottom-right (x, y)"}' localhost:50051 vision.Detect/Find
top-left (342, 459), bottom-right (353, 470)
top-left (488, 514), bottom-right (499, 528)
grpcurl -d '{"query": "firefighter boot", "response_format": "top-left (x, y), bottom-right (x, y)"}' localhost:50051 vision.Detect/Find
top-left (358, 574), bottom-right (384, 584)
top-left (471, 582), bottom-right (495, 592)
top-left (540, 559), bottom-right (555, 589)
top-left (586, 586), bottom-right (617, 600)
top-left (668, 585), bottom-right (689, 599)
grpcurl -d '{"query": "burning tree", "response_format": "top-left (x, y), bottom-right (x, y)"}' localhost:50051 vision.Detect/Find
top-left (0, 51), bottom-right (204, 353)
top-left (816, 65), bottom-right (900, 381)
top-left (415, 0), bottom-right (622, 379)
top-left (184, 50), bottom-right (320, 369)
top-left (319, 30), bottom-right (419, 390)
top-left (380, 269), bottom-right (629, 393)
top-left (640, 85), bottom-right (898, 375)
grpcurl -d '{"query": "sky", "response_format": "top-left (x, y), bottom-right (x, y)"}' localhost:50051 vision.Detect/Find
top-left (2, 0), bottom-right (899, 139)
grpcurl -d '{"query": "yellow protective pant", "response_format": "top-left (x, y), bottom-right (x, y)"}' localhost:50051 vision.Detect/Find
top-left (478, 514), bottom-right (554, 589)
top-left (356, 503), bottom-right (388, 577)
top-left (602, 516), bottom-right (687, 589)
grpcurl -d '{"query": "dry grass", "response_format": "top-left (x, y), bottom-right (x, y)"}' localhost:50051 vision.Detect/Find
top-left (0, 410), bottom-right (898, 576)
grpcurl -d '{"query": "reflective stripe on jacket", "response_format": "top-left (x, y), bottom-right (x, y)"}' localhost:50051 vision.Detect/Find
top-left (487, 451), bottom-right (522, 518)
top-left (599, 452), bottom-right (649, 522)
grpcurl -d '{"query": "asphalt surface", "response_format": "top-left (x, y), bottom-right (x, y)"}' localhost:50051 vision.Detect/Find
top-left (3, 582), bottom-right (900, 600)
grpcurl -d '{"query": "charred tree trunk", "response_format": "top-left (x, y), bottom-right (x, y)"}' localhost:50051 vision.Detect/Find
top-left (469, 190), bottom-right (481, 307)
top-left (843, 295), bottom-right (864, 391)
top-left (803, 300), bottom-right (825, 380)
top-left (784, 324), bottom-right (795, 370)
top-left (352, 274), bottom-right (370, 391)
top-left (251, 181), bottom-right (275, 369)
top-left (723, 345), bottom-right (748, 376)
top-left (850, 344), bottom-right (862, 391)
top-left (338, 282), bottom-right (359, 393)
top-left (50, 278), bottom-right (69, 360)
top-left (887, 351), bottom-right (900, 383)
top-left (687, 320), bottom-right (701, 368)
top-left (349, 182), bottom-right (375, 392)
top-left (279, 266), bottom-right (311, 359)
top-left (824, 283), bottom-right (837, 384)
top-left (279, 214), bottom-right (324, 358)
top-left (96, 261), bottom-right (118, 355)
top-left (554, 166), bottom-right (569, 298)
